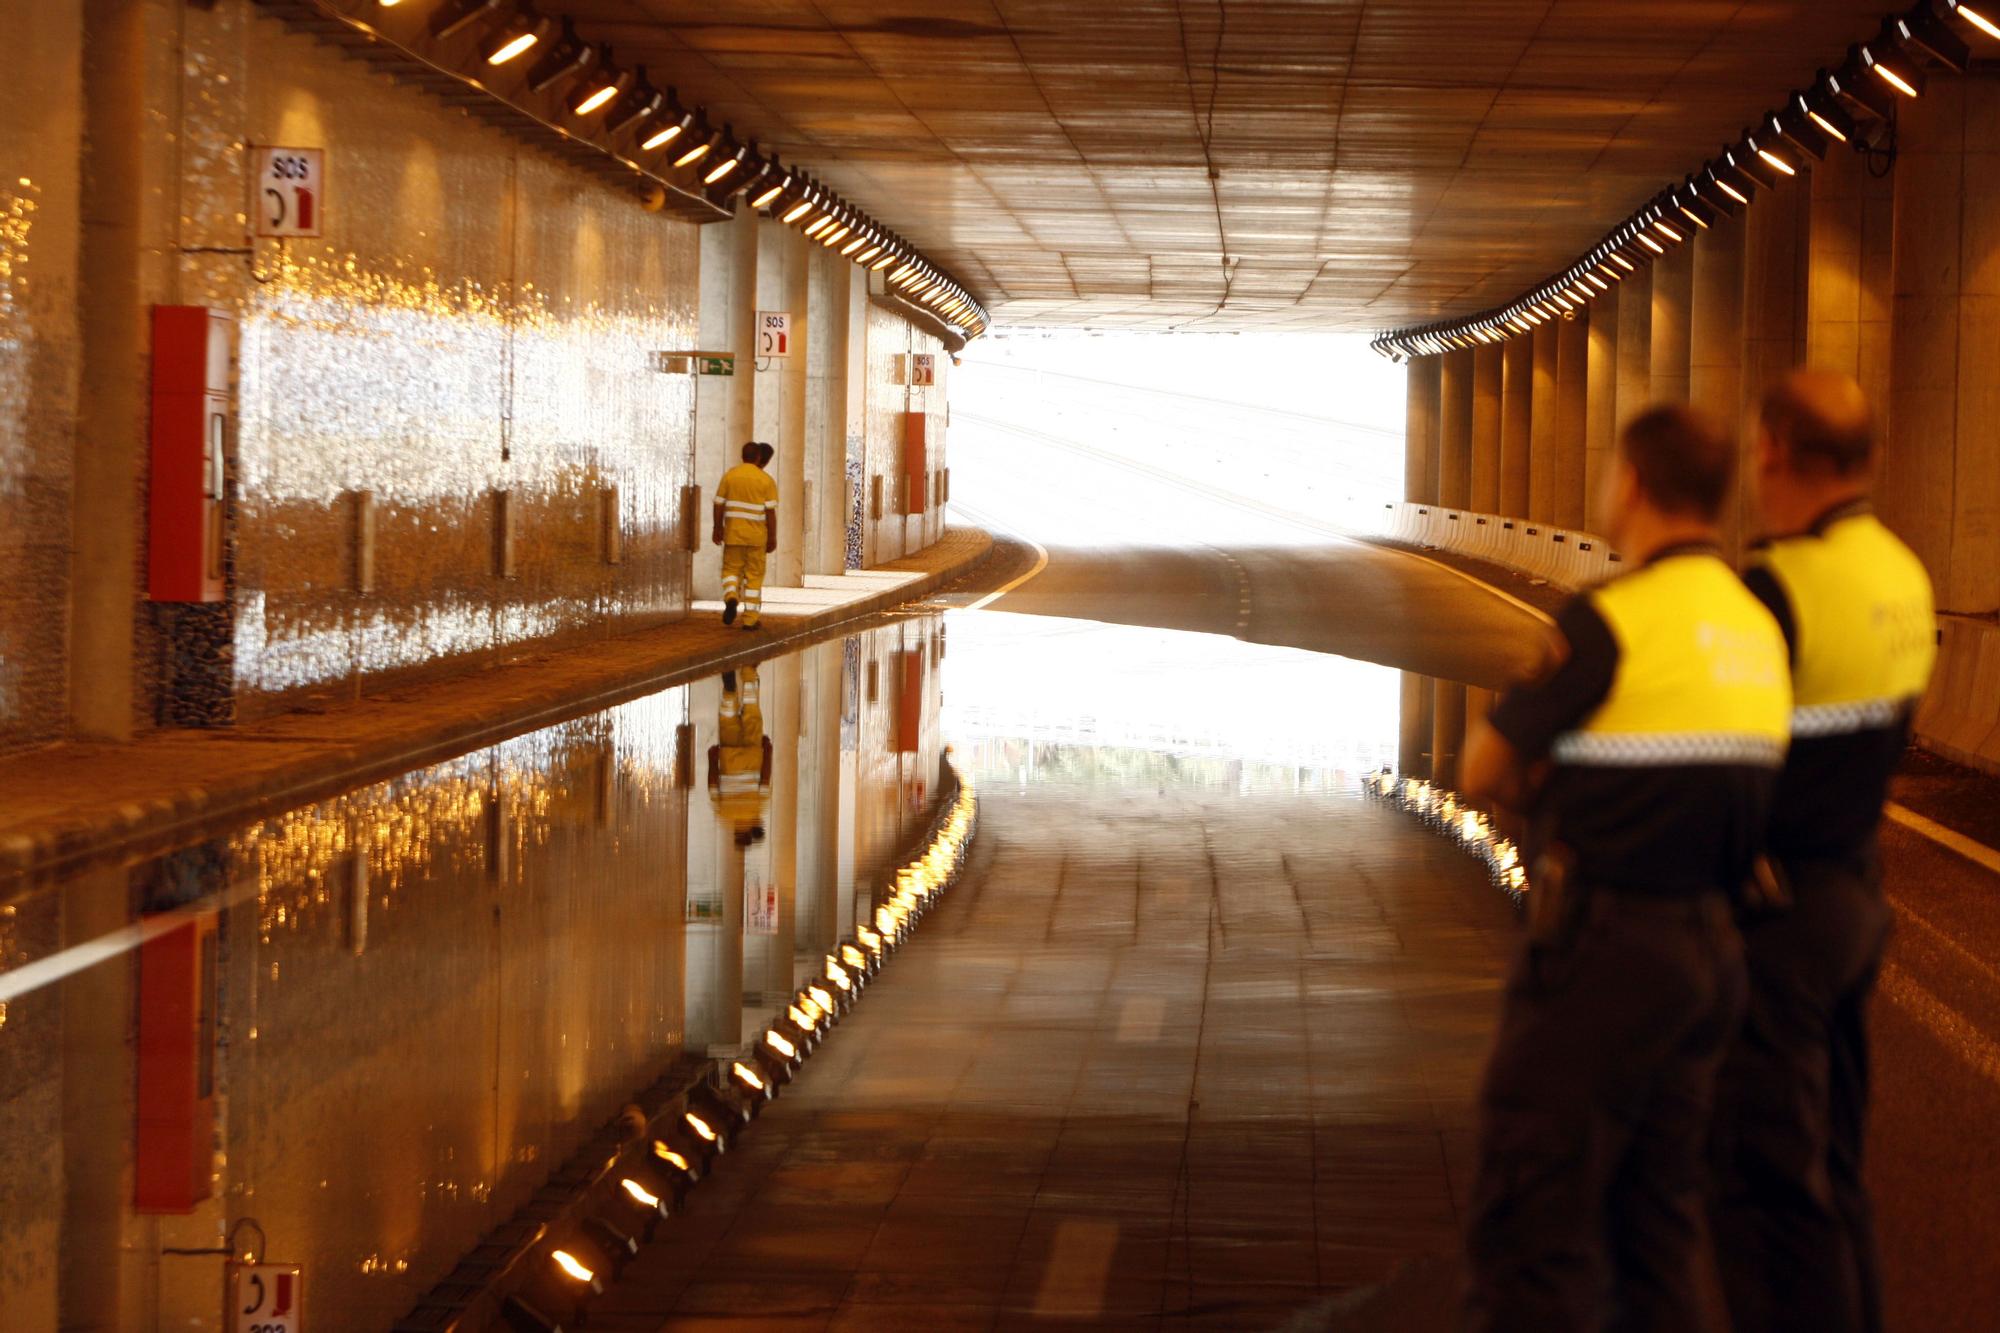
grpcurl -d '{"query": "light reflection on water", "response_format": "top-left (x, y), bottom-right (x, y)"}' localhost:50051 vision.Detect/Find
top-left (0, 606), bottom-right (1405, 1328)
top-left (943, 611), bottom-right (1399, 793)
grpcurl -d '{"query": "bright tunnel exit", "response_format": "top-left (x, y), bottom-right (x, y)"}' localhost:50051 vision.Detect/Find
top-left (948, 331), bottom-right (1407, 549)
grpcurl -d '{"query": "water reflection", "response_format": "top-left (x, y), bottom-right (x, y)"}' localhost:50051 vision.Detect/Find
top-left (0, 616), bottom-right (948, 1331)
top-left (942, 611), bottom-right (1401, 792)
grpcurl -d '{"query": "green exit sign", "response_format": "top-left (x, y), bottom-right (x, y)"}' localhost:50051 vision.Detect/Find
top-left (698, 355), bottom-right (734, 377)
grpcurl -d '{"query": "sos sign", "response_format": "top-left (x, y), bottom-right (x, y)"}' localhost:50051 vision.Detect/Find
top-left (253, 147), bottom-right (324, 238)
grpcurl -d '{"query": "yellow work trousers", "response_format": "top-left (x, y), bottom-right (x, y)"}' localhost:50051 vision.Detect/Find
top-left (720, 544), bottom-right (767, 624)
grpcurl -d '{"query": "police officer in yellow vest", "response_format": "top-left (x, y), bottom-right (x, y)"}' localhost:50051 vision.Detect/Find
top-left (1707, 371), bottom-right (1935, 1333)
top-left (1460, 405), bottom-right (1791, 1332)
top-left (714, 441), bottom-right (779, 629)
top-left (708, 666), bottom-right (772, 848)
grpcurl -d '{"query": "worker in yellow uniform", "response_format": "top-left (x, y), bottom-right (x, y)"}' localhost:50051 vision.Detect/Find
top-left (1708, 371), bottom-right (1935, 1333)
top-left (708, 666), bottom-right (772, 848)
top-left (1459, 404), bottom-right (1791, 1332)
top-left (714, 440), bottom-right (778, 629)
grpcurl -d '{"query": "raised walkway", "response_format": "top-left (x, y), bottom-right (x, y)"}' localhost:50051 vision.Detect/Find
top-left (0, 530), bottom-right (992, 879)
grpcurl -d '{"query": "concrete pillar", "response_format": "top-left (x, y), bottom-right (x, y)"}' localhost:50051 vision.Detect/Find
top-left (1432, 680), bottom-right (1466, 789)
top-left (1585, 288), bottom-right (1620, 532)
top-left (1398, 671), bottom-right (1433, 779)
top-left (1616, 262), bottom-right (1654, 423)
top-left (766, 225), bottom-right (810, 587)
top-left (1807, 141), bottom-right (1896, 412)
top-left (1405, 357), bottom-right (1442, 504)
top-left (1885, 81), bottom-right (2000, 614)
top-left (1691, 213), bottom-right (1747, 556)
top-left (1651, 242), bottom-right (1695, 403)
top-left (694, 213), bottom-right (758, 600)
top-left (1741, 179), bottom-right (1809, 554)
top-left (1470, 344), bottom-right (1503, 511)
top-left (1499, 336), bottom-right (1533, 515)
top-left (1528, 323), bottom-right (1560, 522)
top-left (70, 0), bottom-right (181, 739)
top-left (1555, 314), bottom-right (1590, 529)
top-left (1438, 349), bottom-right (1474, 509)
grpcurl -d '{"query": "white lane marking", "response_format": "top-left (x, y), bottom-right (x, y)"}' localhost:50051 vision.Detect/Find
top-left (1032, 1218), bottom-right (1121, 1317)
top-left (951, 500), bottom-right (1051, 613)
top-left (1885, 801), bottom-right (2000, 878)
top-left (1115, 996), bottom-right (1168, 1044)
top-left (1879, 959), bottom-right (2000, 1092)
top-left (958, 412), bottom-right (1555, 627)
top-left (1888, 891), bottom-right (2000, 993)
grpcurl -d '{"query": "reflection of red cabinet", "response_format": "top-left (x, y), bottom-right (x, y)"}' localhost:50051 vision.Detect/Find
top-left (902, 412), bottom-right (928, 515)
top-left (135, 911), bottom-right (219, 1213)
top-left (148, 306), bottom-right (233, 603)
top-left (897, 647), bottom-right (925, 754)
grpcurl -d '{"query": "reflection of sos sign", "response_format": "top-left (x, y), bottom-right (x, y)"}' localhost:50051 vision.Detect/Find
top-left (253, 147), bottom-right (324, 238)
top-left (230, 1263), bottom-right (303, 1333)
top-left (757, 311), bottom-right (791, 358)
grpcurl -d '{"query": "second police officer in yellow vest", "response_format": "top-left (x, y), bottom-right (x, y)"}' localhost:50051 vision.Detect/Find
top-left (1708, 372), bottom-right (1936, 1333)
top-left (1460, 405), bottom-right (1792, 1332)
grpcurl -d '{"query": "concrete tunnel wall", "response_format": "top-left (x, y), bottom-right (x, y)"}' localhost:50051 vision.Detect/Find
top-left (1400, 88), bottom-right (2000, 779)
top-left (0, 0), bottom-right (954, 758)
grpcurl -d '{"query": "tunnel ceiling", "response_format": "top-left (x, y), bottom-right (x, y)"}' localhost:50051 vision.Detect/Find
top-left (544, 1), bottom-right (1893, 332)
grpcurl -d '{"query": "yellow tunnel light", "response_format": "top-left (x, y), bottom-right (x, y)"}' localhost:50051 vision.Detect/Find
top-left (841, 234), bottom-right (867, 256)
top-left (1584, 271), bottom-right (1609, 291)
top-left (1637, 232), bottom-right (1666, 255)
top-left (1610, 252), bottom-right (1636, 272)
top-left (673, 140), bottom-right (711, 168)
top-left (621, 1178), bottom-right (662, 1209)
top-left (703, 156), bottom-right (740, 185)
top-left (641, 122), bottom-right (684, 151)
top-left (684, 1110), bottom-right (719, 1143)
top-left (764, 1028), bottom-right (798, 1060)
top-left (551, 1250), bottom-right (596, 1284)
top-left (483, 23), bottom-right (542, 65)
top-left (782, 198), bottom-right (814, 223)
top-left (1756, 145), bottom-right (1796, 177)
top-left (1862, 44), bottom-right (1922, 98)
top-left (807, 984), bottom-right (835, 1012)
top-left (750, 177), bottom-right (789, 210)
top-left (1653, 217), bottom-right (1683, 243)
top-left (1957, 3), bottom-right (2000, 41)
top-left (731, 1060), bottom-right (767, 1092)
top-left (804, 213), bottom-right (836, 238)
top-left (870, 252), bottom-right (897, 272)
top-left (652, 1141), bottom-right (691, 1171)
top-left (790, 1000), bottom-right (820, 1028)
top-left (820, 224), bottom-right (851, 248)
top-left (569, 71), bottom-right (624, 117)
top-left (841, 944), bottom-right (867, 969)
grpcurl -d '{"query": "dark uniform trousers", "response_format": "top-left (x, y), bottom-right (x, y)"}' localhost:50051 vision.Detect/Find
top-left (1466, 891), bottom-right (1746, 1333)
top-left (1708, 858), bottom-right (1892, 1333)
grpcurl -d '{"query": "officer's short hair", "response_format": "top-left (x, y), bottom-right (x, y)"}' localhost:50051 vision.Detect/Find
top-left (756, 442), bottom-right (775, 465)
top-left (1760, 371), bottom-right (1874, 477)
top-left (1620, 405), bottom-right (1733, 521)
top-left (741, 441), bottom-right (761, 462)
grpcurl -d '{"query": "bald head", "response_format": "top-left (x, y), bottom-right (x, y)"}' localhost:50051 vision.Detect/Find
top-left (1760, 370), bottom-right (1874, 478)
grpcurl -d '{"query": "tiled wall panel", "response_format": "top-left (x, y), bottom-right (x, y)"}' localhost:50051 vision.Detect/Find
top-left (0, 3), bottom-right (82, 754)
top-left (80, 8), bottom-right (703, 727)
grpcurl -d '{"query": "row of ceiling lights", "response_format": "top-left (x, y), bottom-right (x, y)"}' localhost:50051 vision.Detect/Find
top-left (377, 0), bottom-right (988, 336)
top-left (1371, 0), bottom-right (1996, 362)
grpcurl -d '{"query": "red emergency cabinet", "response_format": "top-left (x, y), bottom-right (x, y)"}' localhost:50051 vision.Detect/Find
top-left (148, 306), bottom-right (233, 603)
top-left (135, 911), bottom-right (220, 1212)
top-left (902, 411), bottom-right (928, 515)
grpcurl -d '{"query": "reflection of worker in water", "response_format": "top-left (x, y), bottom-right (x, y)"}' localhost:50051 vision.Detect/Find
top-left (708, 667), bottom-right (772, 847)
